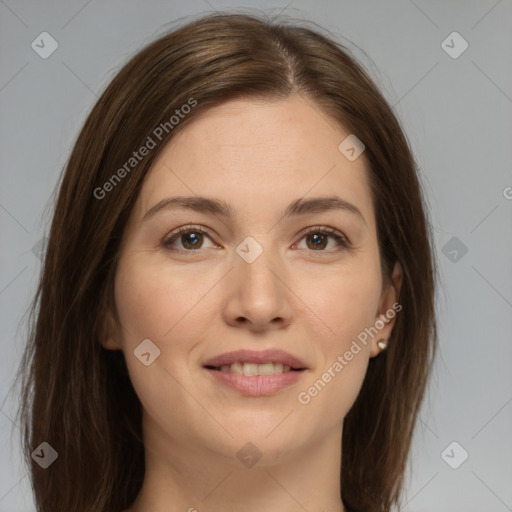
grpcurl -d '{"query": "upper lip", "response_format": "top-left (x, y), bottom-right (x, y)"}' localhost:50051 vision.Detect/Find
top-left (203, 349), bottom-right (308, 369)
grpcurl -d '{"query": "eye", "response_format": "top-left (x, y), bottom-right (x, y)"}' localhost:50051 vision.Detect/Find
top-left (162, 225), bottom-right (350, 253)
top-left (162, 225), bottom-right (216, 252)
top-left (294, 226), bottom-right (350, 252)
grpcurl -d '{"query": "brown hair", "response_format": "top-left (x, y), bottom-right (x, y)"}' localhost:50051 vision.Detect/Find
top-left (14, 11), bottom-right (438, 512)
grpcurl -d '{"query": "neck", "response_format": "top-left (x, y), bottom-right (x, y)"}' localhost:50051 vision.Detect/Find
top-left (126, 413), bottom-right (348, 512)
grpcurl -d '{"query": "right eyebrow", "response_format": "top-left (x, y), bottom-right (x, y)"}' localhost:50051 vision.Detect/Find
top-left (142, 196), bottom-right (235, 222)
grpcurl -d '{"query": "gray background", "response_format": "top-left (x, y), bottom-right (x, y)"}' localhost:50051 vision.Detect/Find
top-left (1, 1), bottom-right (511, 510)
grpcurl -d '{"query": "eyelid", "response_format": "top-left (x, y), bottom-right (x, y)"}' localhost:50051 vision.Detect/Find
top-left (162, 224), bottom-right (350, 252)
top-left (296, 225), bottom-right (350, 246)
top-left (162, 224), bottom-right (217, 250)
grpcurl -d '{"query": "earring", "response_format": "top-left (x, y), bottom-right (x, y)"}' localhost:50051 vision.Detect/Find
top-left (377, 338), bottom-right (388, 351)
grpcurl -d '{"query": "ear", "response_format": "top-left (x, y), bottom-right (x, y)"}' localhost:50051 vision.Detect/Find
top-left (98, 307), bottom-right (123, 351)
top-left (369, 261), bottom-right (403, 358)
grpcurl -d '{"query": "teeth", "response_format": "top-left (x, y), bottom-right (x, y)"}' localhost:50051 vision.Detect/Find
top-left (230, 362), bottom-right (244, 374)
top-left (273, 363), bottom-right (284, 374)
top-left (217, 362), bottom-right (296, 375)
top-left (243, 363), bottom-right (259, 376)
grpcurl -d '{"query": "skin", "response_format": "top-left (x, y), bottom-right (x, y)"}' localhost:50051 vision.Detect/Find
top-left (103, 94), bottom-right (403, 512)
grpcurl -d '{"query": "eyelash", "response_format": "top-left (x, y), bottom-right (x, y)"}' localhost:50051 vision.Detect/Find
top-left (162, 225), bottom-right (350, 253)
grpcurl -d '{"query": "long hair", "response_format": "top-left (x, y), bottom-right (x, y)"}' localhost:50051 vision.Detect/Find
top-left (14, 12), bottom-right (438, 512)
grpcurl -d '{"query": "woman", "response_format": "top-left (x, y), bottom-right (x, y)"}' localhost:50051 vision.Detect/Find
top-left (15, 12), bottom-right (438, 512)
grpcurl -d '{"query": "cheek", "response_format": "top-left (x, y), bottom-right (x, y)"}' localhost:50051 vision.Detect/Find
top-left (310, 260), bottom-right (382, 347)
top-left (114, 252), bottom-right (208, 344)
top-left (295, 262), bottom-right (381, 417)
top-left (113, 251), bottom-right (222, 392)
top-left (112, 255), bottom-right (206, 421)
top-left (298, 351), bottom-right (369, 429)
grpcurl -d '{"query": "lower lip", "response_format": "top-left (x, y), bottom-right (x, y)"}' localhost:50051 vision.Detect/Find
top-left (205, 368), bottom-right (306, 396)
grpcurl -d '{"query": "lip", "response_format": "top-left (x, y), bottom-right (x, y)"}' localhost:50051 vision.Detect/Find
top-left (202, 349), bottom-right (308, 369)
top-left (202, 349), bottom-right (308, 397)
top-left (205, 368), bottom-right (306, 396)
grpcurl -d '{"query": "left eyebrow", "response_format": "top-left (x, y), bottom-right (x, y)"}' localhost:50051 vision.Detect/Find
top-left (141, 195), bottom-right (366, 226)
top-left (283, 196), bottom-right (366, 225)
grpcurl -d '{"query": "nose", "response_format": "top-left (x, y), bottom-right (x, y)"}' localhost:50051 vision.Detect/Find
top-left (222, 239), bottom-right (292, 332)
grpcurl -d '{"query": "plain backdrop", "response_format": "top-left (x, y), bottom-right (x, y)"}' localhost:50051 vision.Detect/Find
top-left (1, 1), bottom-right (511, 511)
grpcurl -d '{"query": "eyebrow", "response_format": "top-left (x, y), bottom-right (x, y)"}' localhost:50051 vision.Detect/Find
top-left (142, 195), bottom-right (366, 225)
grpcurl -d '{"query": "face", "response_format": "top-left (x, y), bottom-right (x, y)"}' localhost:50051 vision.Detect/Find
top-left (103, 94), bottom-right (402, 467)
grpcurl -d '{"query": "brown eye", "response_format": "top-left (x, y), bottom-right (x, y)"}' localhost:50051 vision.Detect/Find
top-left (178, 231), bottom-right (203, 250)
top-left (296, 227), bottom-right (349, 252)
top-left (162, 225), bottom-right (349, 253)
top-left (163, 226), bottom-right (215, 251)
top-left (305, 232), bottom-right (329, 250)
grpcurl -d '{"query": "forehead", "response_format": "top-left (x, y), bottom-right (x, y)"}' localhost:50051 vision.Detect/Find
top-left (131, 95), bottom-right (376, 230)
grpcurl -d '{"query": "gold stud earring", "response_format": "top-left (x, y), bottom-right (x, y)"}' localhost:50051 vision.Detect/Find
top-left (377, 338), bottom-right (388, 351)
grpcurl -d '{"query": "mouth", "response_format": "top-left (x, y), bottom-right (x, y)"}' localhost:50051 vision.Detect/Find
top-left (204, 362), bottom-right (306, 375)
top-left (202, 349), bottom-right (308, 396)
top-left (202, 348), bottom-right (308, 373)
